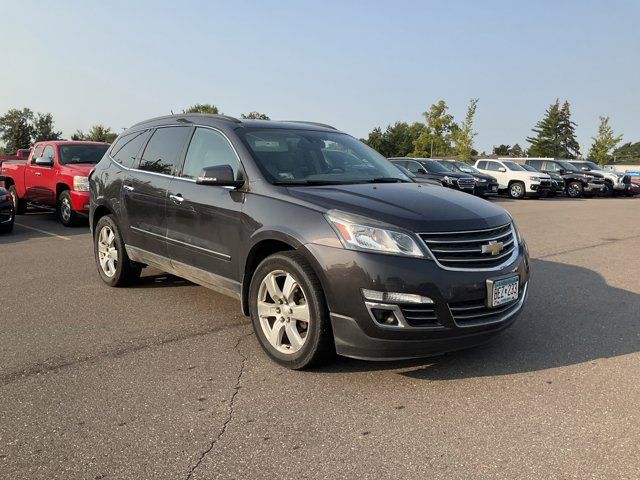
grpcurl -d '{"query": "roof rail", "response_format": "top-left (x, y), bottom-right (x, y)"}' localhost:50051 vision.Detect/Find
top-left (283, 121), bottom-right (337, 130)
top-left (129, 113), bottom-right (242, 129)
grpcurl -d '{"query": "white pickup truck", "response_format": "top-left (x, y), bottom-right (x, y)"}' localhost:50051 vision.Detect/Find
top-left (474, 159), bottom-right (552, 199)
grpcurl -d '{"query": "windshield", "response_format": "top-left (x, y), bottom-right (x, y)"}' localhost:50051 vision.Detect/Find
top-left (420, 160), bottom-right (450, 173)
top-left (452, 162), bottom-right (478, 174)
top-left (573, 161), bottom-right (600, 170)
top-left (521, 164), bottom-right (537, 172)
top-left (557, 160), bottom-right (580, 172)
top-left (59, 144), bottom-right (109, 165)
top-left (502, 161), bottom-right (526, 171)
top-left (239, 129), bottom-right (410, 185)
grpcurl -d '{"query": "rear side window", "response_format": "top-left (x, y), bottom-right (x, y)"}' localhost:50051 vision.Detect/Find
top-left (181, 128), bottom-right (240, 180)
top-left (111, 130), bottom-right (151, 168)
top-left (405, 161), bottom-right (425, 174)
top-left (139, 127), bottom-right (191, 176)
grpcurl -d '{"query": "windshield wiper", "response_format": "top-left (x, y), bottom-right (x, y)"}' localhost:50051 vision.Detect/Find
top-left (366, 177), bottom-right (411, 183)
top-left (272, 180), bottom-right (352, 186)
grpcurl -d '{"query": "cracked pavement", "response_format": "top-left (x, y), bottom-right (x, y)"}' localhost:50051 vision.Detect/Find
top-left (1, 197), bottom-right (639, 479)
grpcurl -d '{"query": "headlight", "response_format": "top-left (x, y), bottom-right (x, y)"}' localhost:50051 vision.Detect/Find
top-left (474, 177), bottom-right (486, 182)
top-left (325, 210), bottom-right (427, 258)
top-left (73, 176), bottom-right (90, 192)
top-left (511, 219), bottom-right (523, 245)
top-left (529, 176), bottom-right (540, 181)
top-left (443, 176), bottom-right (454, 185)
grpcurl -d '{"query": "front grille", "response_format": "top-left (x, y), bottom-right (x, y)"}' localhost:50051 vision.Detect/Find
top-left (539, 180), bottom-right (551, 187)
top-left (399, 304), bottom-right (440, 328)
top-left (448, 295), bottom-right (522, 326)
top-left (456, 178), bottom-right (475, 189)
top-left (419, 223), bottom-right (517, 270)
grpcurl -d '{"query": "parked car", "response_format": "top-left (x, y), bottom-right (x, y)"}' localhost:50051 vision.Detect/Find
top-left (628, 182), bottom-right (640, 196)
top-left (394, 164), bottom-right (444, 187)
top-left (388, 157), bottom-right (476, 192)
top-left (435, 159), bottom-right (499, 197)
top-left (525, 159), bottom-right (605, 198)
top-left (520, 163), bottom-right (565, 197)
top-left (0, 148), bottom-right (31, 166)
top-left (0, 177), bottom-right (14, 234)
top-left (90, 114), bottom-right (530, 369)
top-left (1, 141), bottom-right (110, 226)
top-left (474, 159), bottom-right (551, 199)
top-left (568, 160), bottom-right (631, 196)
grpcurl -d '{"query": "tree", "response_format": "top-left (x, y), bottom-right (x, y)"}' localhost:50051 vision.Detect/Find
top-left (363, 121), bottom-right (424, 157)
top-left (184, 104), bottom-right (220, 114)
top-left (588, 116), bottom-right (623, 165)
top-left (33, 112), bottom-right (62, 142)
top-left (412, 100), bottom-right (457, 157)
top-left (493, 144), bottom-right (511, 155)
top-left (241, 111), bottom-right (270, 120)
top-left (452, 98), bottom-right (479, 161)
top-left (558, 101), bottom-right (580, 158)
top-left (527, 100), bottom-right (563, 157)
top-left (0, 108), bottom-right (35, 154)
top-left (74, 125), bottom-right (118, 143)
top-left (612, 141), bottom-right (640, 163)
top-left (509, 144), bottom-right (524, 157)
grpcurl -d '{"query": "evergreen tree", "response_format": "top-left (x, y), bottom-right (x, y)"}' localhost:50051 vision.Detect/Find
top-left (240, 111), bottom-right (270, 120)
top-left (184, 104), bottom-right (220, 114)
top-left (493, 144), bottom-right (511, 155)
top-left (558, 101), bottom-right (580, 158)
top-left (588, 116), bottom-right (623, 165)
top-left (526, 100), bottom-right (563, 157)
top-left (509, 144), bottom-right (524, 157)
top-left (363, 122), bottom-right (424, 157)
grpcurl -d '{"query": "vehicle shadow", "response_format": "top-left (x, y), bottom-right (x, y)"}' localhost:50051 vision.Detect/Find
top-left (0, 210), bottom-right (89, 244)
top-left (320, 258), bottom-right (640, 378)
top-left (132, 272), bottom-right (195, 288)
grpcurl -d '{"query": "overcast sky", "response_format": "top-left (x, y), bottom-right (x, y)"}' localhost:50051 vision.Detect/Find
top-left (1, 0), bottom-right (638, 153)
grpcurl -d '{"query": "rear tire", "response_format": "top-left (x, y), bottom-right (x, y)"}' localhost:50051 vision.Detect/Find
top-left (8, 185), bottom-right (26, 215)
top-left (249, 251), bottom-right (334, 369)
top-left (508, 181), bottom-right (525, 199)
top-left (94, 215), bottom-right (142, 287)
top-left (57, 191), bottom-right (80, 227)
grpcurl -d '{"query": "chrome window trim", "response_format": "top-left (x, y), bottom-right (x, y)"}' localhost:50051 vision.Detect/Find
top-left (107, 124), bottom-right (244, 181)
top-left (130, 226), bottom-right (231, 260)
top-left (418, 224), bottom-right (520, 272)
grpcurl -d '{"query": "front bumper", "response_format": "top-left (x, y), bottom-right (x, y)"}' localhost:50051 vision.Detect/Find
top-left (69, 190), bottom-right (91, 213)
top-left (304, 243), bottom-right (530, 360)
top-left (584, 182), bottom-right (605, 193)
top-left (475, 183), bottom-right (499, 196)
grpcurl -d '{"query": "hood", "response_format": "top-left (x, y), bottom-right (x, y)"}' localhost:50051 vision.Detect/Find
top-left (287, 183), bottom-right (511, 232)
top-left (59, 163), bottom-right (94, 176)
top-left (468, 171), bottom-right (496, 182)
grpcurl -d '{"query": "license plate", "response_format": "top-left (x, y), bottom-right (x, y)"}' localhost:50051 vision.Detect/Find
top-left (490, 185), bottom-right (497, 191)
top-left (488, 276), bottom-right (519, 308)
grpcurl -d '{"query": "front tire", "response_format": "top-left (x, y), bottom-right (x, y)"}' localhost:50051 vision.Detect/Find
top-left (249, 251), bottom-right (334, 369)
top-left (566, 181), bottom-right (583, 198)
top-left (57, 191), bottom-right (80, 227)
top-left (94, 215), bottom-right (142, 287)
top-left (509, 181), bottom-right (525, 199)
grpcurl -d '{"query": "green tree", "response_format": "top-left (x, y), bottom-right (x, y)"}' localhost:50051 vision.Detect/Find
top-left (79, 124), bottom-right (118, 143)
top-left (612, 141), bottom-right (640, 163)
top-left (558, 101), bottom-right (580, 158)
top-left (33, 112), bottom-right (62, 142)
top-left (240, 111), bottom-right (270, 120)
top-left (527, 100), bottom-right (563, 157)
top-left (493, 144), bottom-right (511, 155)
top-left (588, 116), bottom-right (623, 165)
top-left (184, 103), bottom-right (220, 114)
top-left (509, 144), bottom-right (524, 157)
top-left (363, 121), bottom-right (424, 157)
top-left (453, 98), bottom-right (479, 161)
top-left (412, 100), bottom-right (457, 157)
top-left (0, 108), bottom-right (35, 154)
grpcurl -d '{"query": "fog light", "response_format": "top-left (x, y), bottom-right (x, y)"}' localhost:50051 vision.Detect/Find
top-left (362, 289), bottom-right (433, 304)
top-left (370, 308), bottom-right (400, 326)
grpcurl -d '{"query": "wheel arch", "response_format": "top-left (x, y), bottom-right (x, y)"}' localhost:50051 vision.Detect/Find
top-left (91, 203), bottom-right (114, 234)
top-left (56, 182), bottom-right (71, 198)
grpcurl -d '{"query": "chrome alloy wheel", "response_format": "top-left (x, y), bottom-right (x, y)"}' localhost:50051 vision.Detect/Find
top-left (257, 270), bottom-right (310, 354)
top-left (60, 196), bottom-right (72, 222)
top-left (510, 183), bottom-right (524, 198)
top-left (97, 225), bottom-right (118, 277)
top-left (567, 183), bottom-right (581, 198)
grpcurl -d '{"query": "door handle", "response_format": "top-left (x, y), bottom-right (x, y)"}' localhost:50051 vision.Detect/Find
top-left (34, 172), bottom-right (41, 176)
top-left (123, 185), bottom-right (134, 192)
top-left (169, 194), bottom-right (184, 204)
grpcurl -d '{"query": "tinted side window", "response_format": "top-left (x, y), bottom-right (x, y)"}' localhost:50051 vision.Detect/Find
top-left (181, 128), bottom-right (240, 180)
top-left (406, 161), bottom-right (424, 174)
top-left (477, 161), bottom-right (487, 169)
top-left (111, 130), bottom-right (151, 168)
top-left (139, 127), bottom-right (191, 175)
top-left (544, 162), bottom-right (560, 172)
top-left (527, 160), bottom-right (542, 169)
top-left (485, 161), bottom-right (501, 171)
top-left (30, 145), bottom-right (44, 164)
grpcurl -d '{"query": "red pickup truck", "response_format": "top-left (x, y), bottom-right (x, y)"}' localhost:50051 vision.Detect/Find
top-left (0, 148), bottom-right (31, 165)
top-left (1, 141), bottom-right (109, 226)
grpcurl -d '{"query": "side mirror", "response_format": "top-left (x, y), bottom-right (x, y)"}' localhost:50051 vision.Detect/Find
top-left (196, 164), bottom-right (244, 188)
top-left (581, 167), bottom-right (589, 171)
top-left (34, 156), bottom-right (54, 167)
top-left (498, 167), bottom-right (507, 172)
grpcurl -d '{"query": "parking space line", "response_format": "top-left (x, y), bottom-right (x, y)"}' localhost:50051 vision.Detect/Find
top-left (15, 222), bottom-right (72, 241)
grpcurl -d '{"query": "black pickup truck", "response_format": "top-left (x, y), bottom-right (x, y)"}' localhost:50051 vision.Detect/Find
top-left (525, 159), bottom-right (605, 198)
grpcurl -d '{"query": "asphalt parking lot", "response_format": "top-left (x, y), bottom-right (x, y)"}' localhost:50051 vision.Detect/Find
top-left (1, 196), bottom-right (639, 480)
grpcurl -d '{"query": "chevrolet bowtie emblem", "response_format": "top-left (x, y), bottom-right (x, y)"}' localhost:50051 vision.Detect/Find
top-left (481, 240), bottom-right (504, 256)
